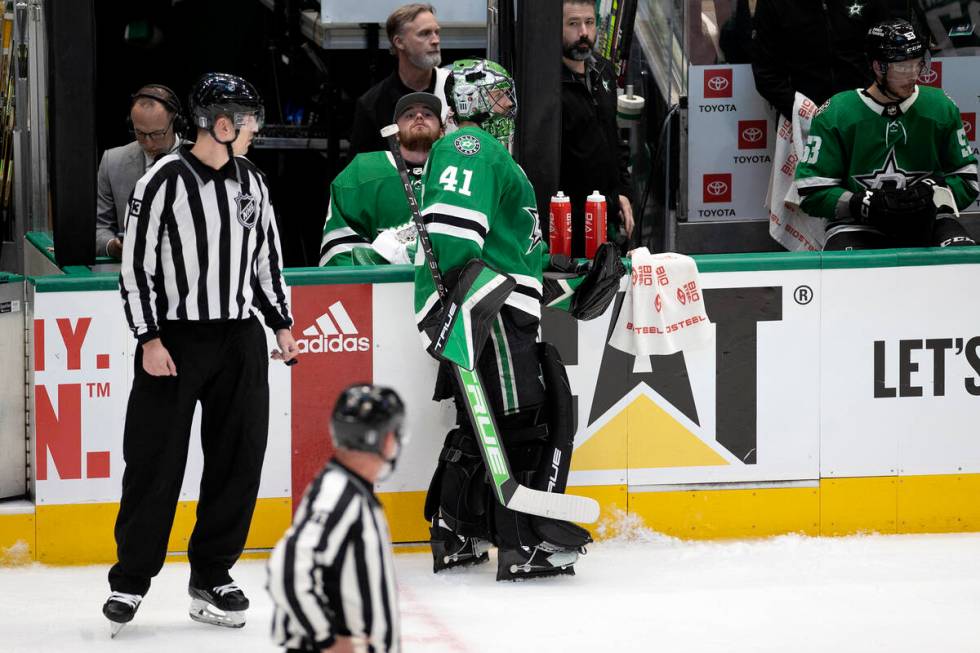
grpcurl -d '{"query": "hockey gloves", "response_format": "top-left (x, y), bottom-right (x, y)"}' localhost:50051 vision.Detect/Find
top-left (848, 183), bottom-right (936, 243)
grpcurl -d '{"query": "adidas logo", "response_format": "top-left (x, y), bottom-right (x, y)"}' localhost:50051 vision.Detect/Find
top-left (296, 301), bottom-right (371, 354)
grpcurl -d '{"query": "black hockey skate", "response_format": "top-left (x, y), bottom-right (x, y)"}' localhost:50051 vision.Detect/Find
top-left (102, 591), bottom-right (142, 638)
top-left (188, 581), bottom-right (248, 628)
top-left (496, 543), bottom-right (584, 581)
top-left (430, 519), bottom-right (492, 573)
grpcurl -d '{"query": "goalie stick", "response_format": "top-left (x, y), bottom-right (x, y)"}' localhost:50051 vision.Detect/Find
top-left (381, 123), bottom-right (599, 524)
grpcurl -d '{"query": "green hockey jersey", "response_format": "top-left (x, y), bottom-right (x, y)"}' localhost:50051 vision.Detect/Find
top-left (795, 86), bottom-right (979, 218)
top-left (414, 126), bottom-right (545, 327)
top-left (319, 151), bottom-right (423, 266)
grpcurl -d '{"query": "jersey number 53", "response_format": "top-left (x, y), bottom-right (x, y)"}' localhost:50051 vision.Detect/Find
top-left (802, 135), bottom-right (823, 165)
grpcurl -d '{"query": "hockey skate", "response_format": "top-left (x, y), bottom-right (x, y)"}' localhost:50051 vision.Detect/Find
top-left (102, 591), bottom-right (142, 638)
top-left (188, 582), bottom-right (248, 628)
top-left (496, 542), bottom-right (585, 581)
top-left (430, 518), bottom-right (492, 573)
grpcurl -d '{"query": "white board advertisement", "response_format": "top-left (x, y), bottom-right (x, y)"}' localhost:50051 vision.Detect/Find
top-left (32, 291), bottom-right (293, 505)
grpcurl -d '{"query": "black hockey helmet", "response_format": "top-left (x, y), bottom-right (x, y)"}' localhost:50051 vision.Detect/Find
top-left (866, 19), bottom-right (926, 65)
top-left (188, 72), bottom-right (265, 138)
top-left (331, 384), bottom-right (406, 456)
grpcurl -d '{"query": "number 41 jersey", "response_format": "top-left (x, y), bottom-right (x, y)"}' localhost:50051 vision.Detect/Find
top-left (414, 126), bottom-right (546, 328)
top-left (795, 85), bottom-right (979, 218)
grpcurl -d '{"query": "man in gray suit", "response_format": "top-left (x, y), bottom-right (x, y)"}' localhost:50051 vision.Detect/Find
top-left (97, 85), bottom-right (186, 258)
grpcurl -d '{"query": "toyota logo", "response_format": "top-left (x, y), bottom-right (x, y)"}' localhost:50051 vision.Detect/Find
top-left (707, 75), bottom-right (729, 91)
top-left (965, 121), bottom-right (974, 136)
top-left (742, 127), bottom-right (764, 143)
top-left (918, 67), bottom-right (938, 83)
top-left (706, 180), bottom-right (729, 196)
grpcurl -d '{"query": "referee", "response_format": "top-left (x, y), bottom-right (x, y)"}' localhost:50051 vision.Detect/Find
top-left (103, 72), bottom-right (299, 633)
top-left (267, 385), bottom-right (405, 653)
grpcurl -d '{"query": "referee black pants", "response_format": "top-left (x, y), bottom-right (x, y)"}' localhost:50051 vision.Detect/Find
top-left (109, 317), bottom-right (269, 596)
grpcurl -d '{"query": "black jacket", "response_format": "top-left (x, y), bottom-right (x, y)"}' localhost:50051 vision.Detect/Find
top-left (349, 69), bottom-right (440, 156)
top-left (751, 0), bottom-right (890, 121)
top-left (559, 55), bottom-right (631, 257)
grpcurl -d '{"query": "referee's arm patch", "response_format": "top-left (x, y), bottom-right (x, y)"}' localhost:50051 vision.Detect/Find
top-left (128, 198), bottom-right (142, 218)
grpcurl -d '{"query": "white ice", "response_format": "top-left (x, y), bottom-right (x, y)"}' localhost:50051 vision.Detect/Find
top-left (3, 523), bottom-right (980, 652)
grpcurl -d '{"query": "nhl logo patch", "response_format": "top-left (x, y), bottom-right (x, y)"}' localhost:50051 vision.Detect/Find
top-left (454, 134), bottom-right (481, 156)
top-left (235, 192), bottom-right (258, 229)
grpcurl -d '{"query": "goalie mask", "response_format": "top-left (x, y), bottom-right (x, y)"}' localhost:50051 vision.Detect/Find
top-left (445, 58), bottom-right (518, 147)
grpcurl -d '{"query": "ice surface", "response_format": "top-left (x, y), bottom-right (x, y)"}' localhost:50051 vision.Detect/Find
top-left (2, 525), bottom-right (980, 652)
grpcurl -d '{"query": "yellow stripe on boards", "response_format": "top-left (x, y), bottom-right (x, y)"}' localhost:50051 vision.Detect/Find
top-left (33, 498), bottom-right (291, 565)
top-left (0, 513), bottom-right (35, 565)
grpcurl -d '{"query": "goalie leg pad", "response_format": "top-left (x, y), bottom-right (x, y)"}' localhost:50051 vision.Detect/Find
top-left (531, 342), bottom-right (575, 494)
top-left (424, 427), bottom-right (491, 539)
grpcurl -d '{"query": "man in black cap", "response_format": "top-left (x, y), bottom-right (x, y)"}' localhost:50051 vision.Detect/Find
top-left (320, 92), bottom-right (444, 266)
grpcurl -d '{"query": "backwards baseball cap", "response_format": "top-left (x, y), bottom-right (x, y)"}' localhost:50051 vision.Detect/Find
top-left (393, 92), bottom-right (443, 123)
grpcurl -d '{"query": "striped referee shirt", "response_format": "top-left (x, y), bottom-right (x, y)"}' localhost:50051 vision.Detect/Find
top-left (267, 461), bottom-right (400, 652)
top-left (120, 145), bottom-right (292, 343)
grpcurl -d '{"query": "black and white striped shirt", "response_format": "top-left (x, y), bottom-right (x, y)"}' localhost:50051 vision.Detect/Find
top-left (120, 145), bottom-right (292, 342)
top-left (267, 461), bottom-right (401, 652)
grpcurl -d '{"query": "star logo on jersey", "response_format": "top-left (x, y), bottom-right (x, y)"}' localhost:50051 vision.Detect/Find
top-left (524, 206), bottom-right (543, 254)
top-left (847, 1), bottom-right (864, 17)
top-left (454, 134), bottom-right (481, 156)
top-left (852, 148), bottom-right (930, 191)
top-left (235, 192), bottom-right (258, 229)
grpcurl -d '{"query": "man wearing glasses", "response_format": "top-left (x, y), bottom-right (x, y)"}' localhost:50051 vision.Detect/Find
top-left (96, 84), bottom-right (188, 259)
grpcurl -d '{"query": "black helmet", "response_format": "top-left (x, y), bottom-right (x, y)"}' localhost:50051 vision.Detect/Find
top-left (330, 384), bottom-right (406, 456)
top-left (866, 19), bottom-right (925, 65)
top-left (188, 72), bottom-right (265, 134)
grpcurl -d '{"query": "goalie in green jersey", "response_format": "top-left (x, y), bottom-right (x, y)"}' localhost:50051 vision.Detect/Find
top-left (794, 18), bottom-right (979, 250)
top-left (319, 92), bottom-right (444, 266)
top-left (414, 59), bottom-right (624, 582)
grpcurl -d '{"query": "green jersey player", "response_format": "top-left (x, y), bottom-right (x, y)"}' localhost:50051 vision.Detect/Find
top-left (319, 92), bottom-right (443, 266)
top-left (795, 18), bottom-right (978, 250)
top-left (415, 59), bottom-right (594, 582)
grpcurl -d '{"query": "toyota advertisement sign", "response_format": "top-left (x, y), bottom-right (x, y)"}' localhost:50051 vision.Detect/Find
top-left (687, 58), bottom-right (980, 226)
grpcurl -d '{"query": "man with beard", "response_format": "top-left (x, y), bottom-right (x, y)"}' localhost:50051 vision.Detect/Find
top-left (559, 0), bottom-right (633, 256)
top-left (795, 19), bottom-right (978, 250)
top-left (320, 92), bottom-right (443, 266)
top-left (349, 3), bottom-right (449, 155)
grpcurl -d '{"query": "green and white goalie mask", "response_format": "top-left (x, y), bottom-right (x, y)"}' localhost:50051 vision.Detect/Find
top-left (446, 58), bottom-right (518, 148)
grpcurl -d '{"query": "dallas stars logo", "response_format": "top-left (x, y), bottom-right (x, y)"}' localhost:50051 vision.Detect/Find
top-left (454, 134), bottom-right (481, 156)
top-left (847, 1), bottom-right (864, 17)
top-left (852, 148), bottom-right (930, 190)
top-left (524, 206), bottom-right (542, 254)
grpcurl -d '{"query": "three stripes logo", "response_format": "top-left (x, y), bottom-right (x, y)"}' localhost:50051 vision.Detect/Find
top-left (297, 301), bottom-right (370, 354)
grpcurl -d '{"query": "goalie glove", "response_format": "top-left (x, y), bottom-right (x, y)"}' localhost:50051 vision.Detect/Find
top-left (570, 242), bottom-right (626, 321)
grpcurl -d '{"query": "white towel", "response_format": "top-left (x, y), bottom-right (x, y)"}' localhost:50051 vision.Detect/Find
top-left (767, 92), bottom-right (826, 252)
top-left (609, 249), bottom-right (713, 373)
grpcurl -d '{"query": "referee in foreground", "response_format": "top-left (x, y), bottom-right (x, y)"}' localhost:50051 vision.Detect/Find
top-left (267, 384), bottom-right (406, 653)
top-left (104, 72), bottom-right (299, 634)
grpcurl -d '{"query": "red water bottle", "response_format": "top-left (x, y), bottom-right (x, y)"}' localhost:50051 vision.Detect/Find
top-left (584, 190), bottom-right (607, 259)
top-left (549, 191), bottom-right (572, 257)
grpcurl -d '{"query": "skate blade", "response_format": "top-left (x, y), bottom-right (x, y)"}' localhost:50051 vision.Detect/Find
top-left (109, 621), bottom-right (126, 638)
top-left (189, 598), bottom-right (246, 628)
